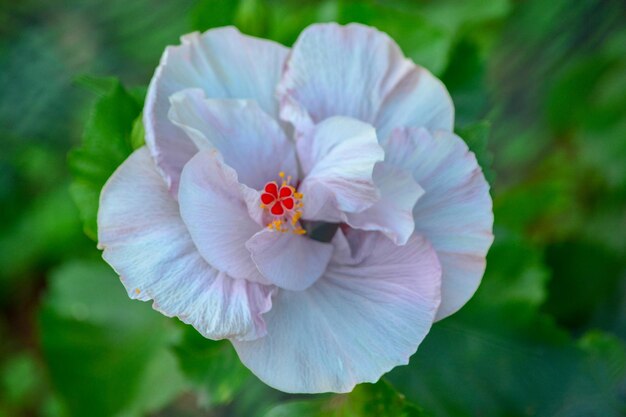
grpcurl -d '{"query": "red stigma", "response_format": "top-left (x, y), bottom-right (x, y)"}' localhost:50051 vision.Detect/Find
top-left (259, 172), bottom-right (305, 235)
top-left (261, 181), bottom-right (295, 217)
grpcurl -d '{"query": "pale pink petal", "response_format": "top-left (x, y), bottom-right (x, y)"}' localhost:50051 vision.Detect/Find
top-left (384, 128), bottom-right (494, 320)
top-left (178, 150), bottom-right (268, 284)
top-left (145, 27), bottom-right (289, 194)
top-left (346, 162), bottom-right (424, 245)
top-left (297, 116), bottom-right (384, 222)
top-left (278, 23), bottom-right (453, 138)
top-left (233, 231), bottom-right (442, 393)
top-left (168, 89), bottom-right (298, 190)
top-left (98, 147), bottom-right (273, 341)
top-left (245, 229), bottom-right (333, 291)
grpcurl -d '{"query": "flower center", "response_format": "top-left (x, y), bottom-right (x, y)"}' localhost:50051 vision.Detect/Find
top-left (260, 172), bottom-right (306, 235)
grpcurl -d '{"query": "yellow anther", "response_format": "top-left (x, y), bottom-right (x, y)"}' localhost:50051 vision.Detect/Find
top-left (279, 172), bottom-right (285, 178)
top-left (293, 228), bottom-right (307, 235)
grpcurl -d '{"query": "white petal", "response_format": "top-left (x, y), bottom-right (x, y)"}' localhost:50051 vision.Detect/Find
top-left (178, 149), bottom-right (268, 284)
top-left (346, 162), bottom-right (423, 245)
top-left (278, 23), bottom-right (453, 138)
top-left (384, 128), bottom-right (494, 320)
top-left (168, 89), bottom-right (298, 190)
top-left (233, 231), bottom-right (442, 393)
top-left (246, 229), bottom-right (333, 291)
top-left (145, 27), bottom-right (289, 194)
top-left (297, 116), bottom-right (384, 221)
top-left (98, 147), bottom-right (273, 341)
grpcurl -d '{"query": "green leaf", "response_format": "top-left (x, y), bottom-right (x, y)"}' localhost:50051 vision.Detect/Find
top-left (476, 232), bottom-right (550, 309)
top-left (129, 113), bottom-right (146, 150)
top-left (265, 0), bottom-right (338, 46)
top-left (0, 185), bottom-right (86, 291)
top-left (337, 1), bottom-right (452, 75)
top-left (442, 39), bottom-right (489, 125)
top-left (172, 325), bottom-right (285, 417)
top-left (190, 0), bottom-right (240, 32)
top-left (456, 120), bottom-right (495, 183)
top-left (39, 260), bottom-right (185, 417)
top-left (68, 79), bottom-right (142, 241)
top-left (544, 240), bottom-right (624, 330)
top-left (235, 0), bottom-right (270, 37)
top-left (413, 0), bottom-right (511, 31)
top-left (1, 353), bottom-right (42, 407)
top-left (264, 380), bottom-right (426, 417)
top-left (172, 326), bottom-right (252, 407)
top-left (121, 348), bottom-right (188, 417)
top-left (579, 331), bottom-right (626, 389)
top-left (74, 75), bottom-right (119, 97)
top-left (388, 272), bottom-right (626, 417)
top-left (493, 152), bottom-right (579, 239)
top-left (335, 0), bottom-right (510, 76)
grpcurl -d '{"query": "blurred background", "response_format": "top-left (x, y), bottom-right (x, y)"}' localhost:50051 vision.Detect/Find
top-left (1, 0), bottom-right (625, 416)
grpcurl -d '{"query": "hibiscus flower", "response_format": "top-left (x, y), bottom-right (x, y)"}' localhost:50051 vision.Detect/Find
top-left (98, 23), bottom-right (494, 393)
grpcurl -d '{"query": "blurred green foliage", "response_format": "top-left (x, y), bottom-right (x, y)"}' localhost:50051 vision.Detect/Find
top-left (68, 78), bottom-right (143, 240)
top-left (40, 261), bottom-right (186, 417)
top-left (264, 380), bottom-right (426, 417)
top-left (1, 0), bottom-right (625, 416)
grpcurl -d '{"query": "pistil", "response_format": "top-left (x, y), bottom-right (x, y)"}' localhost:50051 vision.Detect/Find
top-left (260, 172), bottom-right (306, 235)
